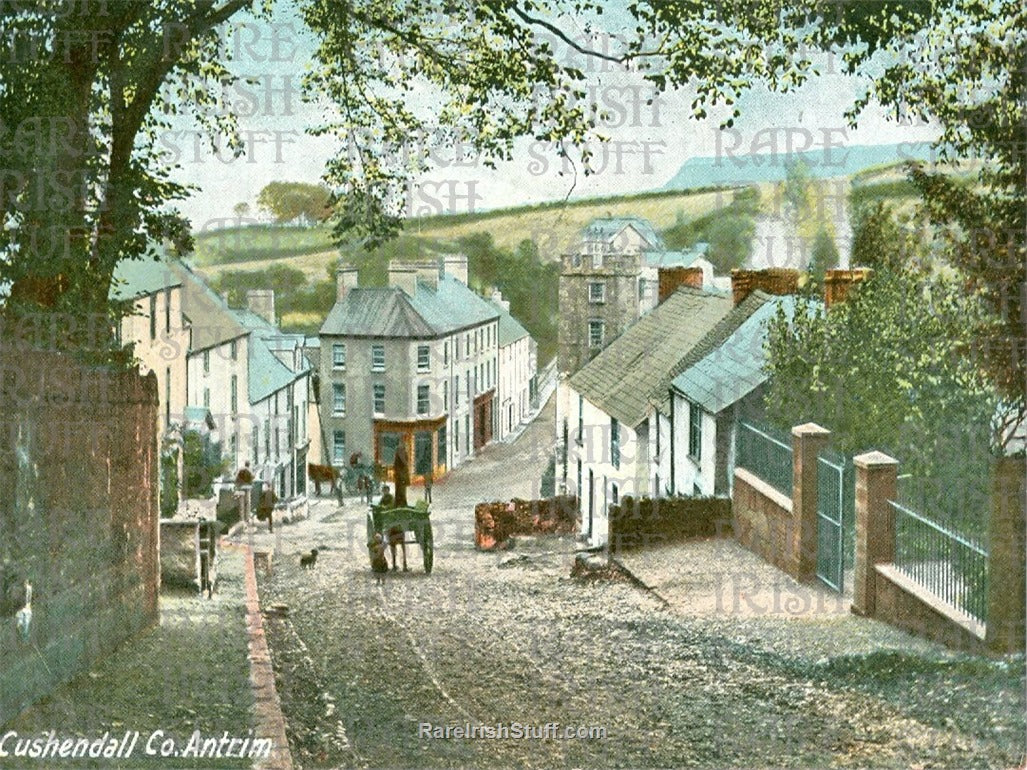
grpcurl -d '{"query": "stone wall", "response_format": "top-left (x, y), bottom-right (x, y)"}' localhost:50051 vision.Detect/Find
top-left (608, 495), bottom-right (732, 553)
top-left (0, 351), bottom-right (160, 724)
top-left (474, 496), bottom-right (578, 550)
top-left (731, 468), bottom-right (796, 575)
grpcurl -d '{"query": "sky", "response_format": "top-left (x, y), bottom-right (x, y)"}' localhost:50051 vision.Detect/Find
top-left (169, 2), bottom-right (940, 234)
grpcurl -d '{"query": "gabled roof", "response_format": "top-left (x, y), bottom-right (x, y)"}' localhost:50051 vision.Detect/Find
top-left (670, 292), bottom-right (799, 414)
top-left (581, 217), bottom-right (664, 250)
top-left (320, 276), bottom-right (499, 338)
top-left (169, 262), bottom-right (248, 351)
top-left (568, 286), bottom-right (732, 427)
top-left (110, 248), bottom-right (181, 300)
top-left (490, 301), bottom-right (531, 346)
top-left (229, 307), bottom-right (310, 405)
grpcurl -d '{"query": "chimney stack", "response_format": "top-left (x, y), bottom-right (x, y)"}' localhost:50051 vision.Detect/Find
top-left (336, 268), bottom-right (358, 302)
top-left (658, 266), bottom-right (704, 303)
top-left (387, 262), bottom-right (418, 297)
top-left (413, 261), bottom-right (439, 291)
top-left (824, 268), bottom-right (872, 307)
top-left (490, 289), bottom-right (510, 311)
top-left (730, 268), bottom-right (801, 306)
top-left (442, 254), bottom-right (468, 285)
top-left (246, 289), bottom-right (276, 325)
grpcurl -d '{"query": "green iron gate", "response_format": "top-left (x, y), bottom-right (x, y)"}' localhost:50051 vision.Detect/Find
top-left (816, 449), bottom-right (853, 593)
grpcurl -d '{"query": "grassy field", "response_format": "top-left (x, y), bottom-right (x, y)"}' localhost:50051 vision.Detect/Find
top-left (412, 186), bottom-right (737, 256)
top-left (191, 186), bottom-right (741, 278)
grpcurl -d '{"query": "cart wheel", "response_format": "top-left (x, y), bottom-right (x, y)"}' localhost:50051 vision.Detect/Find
top-left (422, 523), bottom-right (434, 574)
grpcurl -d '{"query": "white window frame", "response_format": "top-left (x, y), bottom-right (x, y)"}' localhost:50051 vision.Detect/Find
top-left (373, 383), bottom-right (385, 415)
top-left (417, 344), bottom-right (430, 372)
top-left (588, 320), bottom-right (604, 348)
top-left (332, 383), bottom-right (346, 415)
top-left (332, 342), bottom-right (347, 370)
top-left (417, 384), bottom-right (430, 415)
top-left (371, 344), bottom-right (385, 372)
top-left (589, 281), bottom-right (606, 304)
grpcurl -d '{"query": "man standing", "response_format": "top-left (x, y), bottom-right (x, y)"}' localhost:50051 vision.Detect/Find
top-left (424, 467), bottom-right (433, 504)
top-left (234, 462), bottom-right (254, 523)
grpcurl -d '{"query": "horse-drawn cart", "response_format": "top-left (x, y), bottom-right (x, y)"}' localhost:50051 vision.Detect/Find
top-left (366, 504), bottom-right (434, 574)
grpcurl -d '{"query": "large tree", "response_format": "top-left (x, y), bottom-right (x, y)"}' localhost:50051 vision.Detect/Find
top-left (0, 0), bottom-right (607, 349)
top-left (625, 0), bottom-right (1025, 424)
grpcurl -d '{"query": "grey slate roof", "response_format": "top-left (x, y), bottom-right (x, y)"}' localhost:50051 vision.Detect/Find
top-left (320, 276), bottom-right (499, 338)
top-left (109, 248), bottom-right (181, 300)
top-left (170, 262), bottom-right (248, 352)
top-left (490, 301), bottom-right (531, 346)
top-left (568, 286), bottom-right (732, 427)
top-left (230, 307), bottom-right (310, 405)
top-left (670, 293), bottom-right (799, 415)
top-left (582, 217), bottom-right (664, 250)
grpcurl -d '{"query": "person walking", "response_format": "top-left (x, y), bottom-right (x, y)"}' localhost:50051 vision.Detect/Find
top-left (424, 468), bottom-right (433, 504)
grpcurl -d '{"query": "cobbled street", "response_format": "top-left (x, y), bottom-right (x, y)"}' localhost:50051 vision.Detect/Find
top-left (241, 401), bottom-right (1025, 769)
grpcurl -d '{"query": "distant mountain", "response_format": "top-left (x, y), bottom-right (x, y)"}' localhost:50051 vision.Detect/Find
top-left (662, 142), bottom-right (936, 190)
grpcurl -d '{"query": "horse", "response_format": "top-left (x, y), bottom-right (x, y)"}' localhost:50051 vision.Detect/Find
top-left (308, 463), bottom-right (340, 497)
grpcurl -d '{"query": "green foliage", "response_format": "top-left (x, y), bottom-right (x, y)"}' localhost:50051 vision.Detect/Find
top-left (807, 227), bottom-right (838, 285)
top-left (160, 441), bottom-right (180, 518)
top-left (192, 225), bottom-right (338, 266)
top-left (212, 264), bottom-right (306, 309)
top-left (663, 187), bottom-right (759, 272)
top-left (849, 179), bottom-right (921, 210)
top-left (256, 181), bottom-right (332, 224)
top-left (462, 234), bottom-right (559, 365)
top-left (182, 430), bottom-right (226, 500)
top-left (783, 159), bottom-right (812, 216)
top-left (1, 1), bottom-right (604, 335)
top-left (628, 0), bottom-right (1026, 425)
top-left (763, 265), bottom-right (996, 529)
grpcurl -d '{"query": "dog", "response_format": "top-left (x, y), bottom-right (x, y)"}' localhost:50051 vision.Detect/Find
top-left (299, 548), bottom-right (319, 569)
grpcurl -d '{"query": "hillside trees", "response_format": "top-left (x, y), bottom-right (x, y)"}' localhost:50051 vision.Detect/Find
top-left (0, 1), bottom-right (608, 348)
top-left (628, 0), bottom-right (1025, 435)
top-left (256, 181), bottom-right (331, 223)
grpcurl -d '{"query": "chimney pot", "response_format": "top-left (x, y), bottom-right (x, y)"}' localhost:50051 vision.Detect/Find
top-left (336, 268), bottom-right (359, 302)
top-left (730, 267), bottom-right (801, 306)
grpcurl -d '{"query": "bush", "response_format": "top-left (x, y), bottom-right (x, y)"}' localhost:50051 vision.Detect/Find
top-left (160, 441), bottom-right (179, 518)
top-left (182, 430), bottom-right (226, 499)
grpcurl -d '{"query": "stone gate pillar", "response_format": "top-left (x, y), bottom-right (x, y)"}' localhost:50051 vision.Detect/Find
top-left (852, 450), bottom-right (898, 617)
top-left (791, 423), bottom-right (831, 582)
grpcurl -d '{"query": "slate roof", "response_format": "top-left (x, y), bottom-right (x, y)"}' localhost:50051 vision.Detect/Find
top-left (568, 286), bottom-right (732, 427)
top-left (109, 248), bottom-right (181, 300)
top-left (581, 217), bottom-right (664, 250)
top-left (320, 276), bottom-right (500, 338)
top-left (490, 301), bottom-right (531, 346)
top-left (670, 292), bottom-right (799, 414)
top-left (169, 262), bottom-right (248, 352)
top-left (230, 307), bottom-right (310, 405)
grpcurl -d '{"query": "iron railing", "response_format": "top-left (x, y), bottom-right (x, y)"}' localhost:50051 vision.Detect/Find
top-left (736, 421), bottom-right (793, 497)
top-left (891, 500), bottom-right (988, 625)
top-left (816, 449), bottom-right (853, 593)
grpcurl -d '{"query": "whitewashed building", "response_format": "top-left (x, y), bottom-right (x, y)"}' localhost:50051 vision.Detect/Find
top-left (557, 286), bottom-right (732, 546)
top-left (490, 290), bottom-right (537, 440)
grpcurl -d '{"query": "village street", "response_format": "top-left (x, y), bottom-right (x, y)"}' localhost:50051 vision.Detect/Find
top-left (241, 401), bottom-right (1023, 770)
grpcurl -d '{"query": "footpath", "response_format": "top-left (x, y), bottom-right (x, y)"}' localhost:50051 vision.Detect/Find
top-left (4, 536), bottom-right (293, 770)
